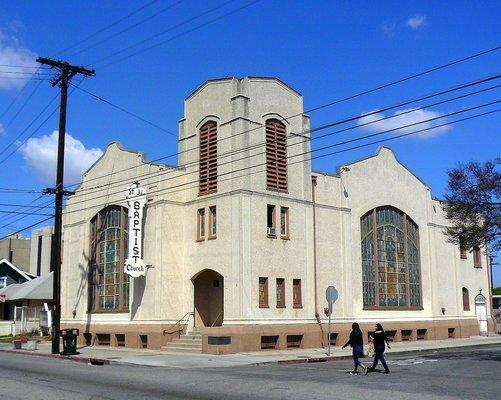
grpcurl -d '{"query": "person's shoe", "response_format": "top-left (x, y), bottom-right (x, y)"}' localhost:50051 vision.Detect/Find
top-left (349, 371), bottom-right (359, 375)
top-left (384, 370), bottom-right (390, 374)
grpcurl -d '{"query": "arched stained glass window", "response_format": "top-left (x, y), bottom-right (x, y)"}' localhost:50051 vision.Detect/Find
top-left (361, 206), bottom-right (422, 309)
top-left (89, 206), bottom-right (129, 311)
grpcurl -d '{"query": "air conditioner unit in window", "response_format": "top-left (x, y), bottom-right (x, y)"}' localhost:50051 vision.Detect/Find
top-left (267, 227), bottom-right (276, 236)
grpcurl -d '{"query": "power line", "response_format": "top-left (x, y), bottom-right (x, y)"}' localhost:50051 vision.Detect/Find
top-left (62, 107), bottom-right (500, 216)
top-left (0, 80), bottom-right (85, 166)
top-left (0, 210), bottom-right (53, 216)
top-left (95, 0), bottom-right (261, 68)
top-left (62, 100), bottom-right (500, 214)
top-left (66, 0), bottom-right (187, 59)
top-left (55, 0), bottom-right (162, 56)
top-left (0, 198), bottom-right (55, 232)
top-left (67, 74), bottom-right (501, 196)
top-left (0, 194), bottom-right (48, 226)
top-left (0, 187), bottom-right (44, 194)
top-left (0, 64), bottom-right (49, 70)
top-left (70, 83), bottom-right (178, 137)
top-left (0, 93), bottom-right (60, 162)
top-left (0, 216), bottom-right (54, 241)
top-left (0, 202), bottom-right (53, 208)
top-left (64, 41), bottom-right (501, 189)
top-left (2, 81), bottom-right (43, 131)
top-left (0, 75), bottom-right (38, 120)
top-left (0, 69), bottom-right (52, 75)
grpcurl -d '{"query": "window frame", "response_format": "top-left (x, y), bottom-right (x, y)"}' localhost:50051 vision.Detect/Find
top-left (88, 206), bottom-right (129, 313)
top-left (462, 287), bottom-right (470, 311)
top-left (292, 279), bottom-right (302, 308)
top-left (267, 204), bottom-right (276, 238)
top-left (361, 206), bottom-right (423, 311)
top-left (276, 278), bottom-right (285, 308)
top-left (459, 237), bottom-right (468, 259)
top-left (265, 119), bottom-right (288, 193)
top-left (208, 206), bottom-right (217, 239)
top-left (473, 246), bottom-right (482, 268)
top-left (259, 277), bottom-right (269, 308)
top-left (280, 206), bottom-right (290, 239)
top-left (0, 276), bottom-right (6, 289)
top-left (197, 208), bottom-right (206, 241)
top-left (198, 121), bottom-right (218, 196)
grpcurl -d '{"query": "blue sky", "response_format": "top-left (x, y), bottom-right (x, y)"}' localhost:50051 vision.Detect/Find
top-left (0, 1), bottom-right (499, 283)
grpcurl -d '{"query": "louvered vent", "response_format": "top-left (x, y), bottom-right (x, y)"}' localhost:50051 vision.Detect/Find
top-left (199, 121), bottom-right (217, 195)
top-left (266, 119), bottom-right (287, 192)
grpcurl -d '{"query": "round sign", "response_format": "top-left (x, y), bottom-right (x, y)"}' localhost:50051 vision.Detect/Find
top-left (326, 286), bottom-right (338, 304)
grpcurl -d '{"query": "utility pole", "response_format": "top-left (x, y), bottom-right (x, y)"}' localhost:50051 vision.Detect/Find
top-left (36, 57), bottom-right (95, 354)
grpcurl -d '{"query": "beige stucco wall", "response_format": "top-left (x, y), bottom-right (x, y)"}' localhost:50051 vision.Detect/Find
top-left (60, 77), bottom-right (490, 340)
top-left (313, 147), bottom-right (490, 326)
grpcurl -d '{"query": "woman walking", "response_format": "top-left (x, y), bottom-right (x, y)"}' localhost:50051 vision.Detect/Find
top-left (368, 323), bottom-right (391, 373)
top-left (342, 322), bottom-right (368, 375)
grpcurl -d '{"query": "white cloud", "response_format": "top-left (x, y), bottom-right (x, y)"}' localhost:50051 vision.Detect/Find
top-left (0, 29), bottom-right (38, 90)
top-left (407, 14), bottom-right (426, 29)
top-left (20, 131), bottom-right (103, 183)
top-left (357, 108), bottom-right (451, 139)
top-left (0, 123), bottom-right (5, 135)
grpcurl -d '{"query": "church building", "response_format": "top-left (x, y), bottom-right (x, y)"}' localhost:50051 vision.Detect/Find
top-left (60, 77), bottom-right (494, 353)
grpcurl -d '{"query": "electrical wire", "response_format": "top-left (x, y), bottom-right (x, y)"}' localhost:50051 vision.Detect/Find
top-left (0, 210), bottom-right (54, 216)
top-left (64, 44), bottom-right (501, 189)
top-left (66, 0), bottom-right (187, 59)
top-left (70, 83), bottom-right (177, 137)
top-left (66, 74), bottom-right (501, 196)
top-left (0, 216), bottom-right (54, 241)
top-left (95, 0), bottom-right (261, 68)
top-left (62, 107), bottom-right (500, 216)
top-left (0, 80), bottom-right (85, 165)
top-left (62, 100), bottom-right (500, 214)
top-left (55, 0), bottom-right (162, 56)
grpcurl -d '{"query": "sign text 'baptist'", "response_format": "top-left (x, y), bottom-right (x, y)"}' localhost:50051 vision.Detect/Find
top-left (124, 183), bottom-right (146, 277)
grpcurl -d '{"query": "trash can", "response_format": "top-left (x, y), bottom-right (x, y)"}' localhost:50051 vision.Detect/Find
top-left (60, 328), bottom-right (79, 355)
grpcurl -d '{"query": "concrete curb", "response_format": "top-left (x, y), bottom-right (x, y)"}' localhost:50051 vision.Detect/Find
top-left (0, 348), bottom-right (110, 366)
top-left (1, 339), bottom-right (499, 368)
top-left (275, 340), bottom-right (501, 366)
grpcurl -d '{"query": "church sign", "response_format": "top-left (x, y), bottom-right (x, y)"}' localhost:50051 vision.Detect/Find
top-left (124, 183), bottom-right (147, 277)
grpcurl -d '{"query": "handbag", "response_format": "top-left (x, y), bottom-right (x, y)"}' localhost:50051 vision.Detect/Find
top-left (364, 342), bottom-right (375, 358)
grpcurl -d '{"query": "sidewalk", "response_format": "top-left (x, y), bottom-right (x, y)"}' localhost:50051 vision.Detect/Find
top-left (1, 335), bottom-right (500, 369)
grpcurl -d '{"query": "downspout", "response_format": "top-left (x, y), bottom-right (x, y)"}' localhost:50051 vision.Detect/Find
top-left (311, 175), bottom-right (318, 317)
top-left (312, 175), bottom-right (325, 346)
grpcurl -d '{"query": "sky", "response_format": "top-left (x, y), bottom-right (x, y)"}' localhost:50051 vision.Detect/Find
top-left (0, 1), bottom-right (499, 284)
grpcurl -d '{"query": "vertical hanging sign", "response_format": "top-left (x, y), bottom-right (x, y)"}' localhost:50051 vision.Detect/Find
top-left (124, 182), bottom-right (147, 277)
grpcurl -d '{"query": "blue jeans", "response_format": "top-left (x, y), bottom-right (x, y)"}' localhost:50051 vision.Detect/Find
top-left (352, 345), bottom-right (364, 370)
top-left (371, 346), bottom-right (389, 372)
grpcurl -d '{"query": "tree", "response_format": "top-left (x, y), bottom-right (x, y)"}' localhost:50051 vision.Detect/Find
top-left (493, 287), bottom-right (501, 295)
top-left (442, 158), bottom-right (500, 253)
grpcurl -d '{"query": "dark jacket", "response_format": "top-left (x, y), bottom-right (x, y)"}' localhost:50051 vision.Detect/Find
top-left (343, 330), bottom-right (363, 348)
top-left (372, 330), bottom-right (388, 348)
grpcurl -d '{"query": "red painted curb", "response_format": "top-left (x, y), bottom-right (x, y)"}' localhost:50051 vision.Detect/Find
top-left (0, 348), bottom-right (109, 365)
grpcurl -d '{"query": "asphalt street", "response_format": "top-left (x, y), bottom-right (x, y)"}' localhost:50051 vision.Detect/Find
top-left (0, 345), bottom-right (499, 400)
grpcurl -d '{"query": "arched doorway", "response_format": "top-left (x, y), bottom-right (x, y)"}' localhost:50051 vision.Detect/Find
top-left (475, 293), bottom-right (488, 335)
top-left (192, 269), bottom-right (223, 327)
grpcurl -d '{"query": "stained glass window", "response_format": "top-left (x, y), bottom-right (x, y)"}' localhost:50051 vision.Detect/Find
top-left (89, 206), bottom-right (129, 311)
top-left (360, 206), bottom-right (422, 309)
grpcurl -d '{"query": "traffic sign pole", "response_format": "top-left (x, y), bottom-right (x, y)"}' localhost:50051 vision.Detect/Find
top-left (325, 285), bottom-right (338, 356)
